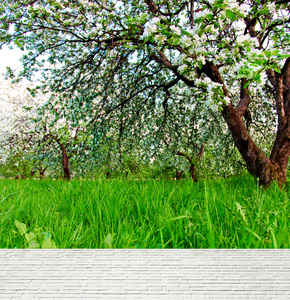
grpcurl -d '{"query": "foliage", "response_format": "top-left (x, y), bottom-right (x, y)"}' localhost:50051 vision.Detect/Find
top-left (14, 220), bottom-right (56, 249)
top-left (0, 77), bottom-right (92, 179)
top-left (0, 77), bottom-right (47, 178)
top-left (0, 0), bottom-right (289, 184)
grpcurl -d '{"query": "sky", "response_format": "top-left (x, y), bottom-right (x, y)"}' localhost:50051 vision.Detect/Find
top-left (0, 46), bottom-right (23, 76)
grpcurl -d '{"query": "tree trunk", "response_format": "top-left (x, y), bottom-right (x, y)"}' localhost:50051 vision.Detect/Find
top-left (222, 103), bottom-right (290, 187)
top-left (62, 152), bottom-right (70, 180)
top-left (58, 142), bottom-right (71, 180)
top-left (189, 164), bottom-right (197, 182)
top-left (39, 169), bottom-right (46, 179)
top-left (176, 170), bottom-right (183, 180)
top-left (176, 143), bottom-right (204, 183)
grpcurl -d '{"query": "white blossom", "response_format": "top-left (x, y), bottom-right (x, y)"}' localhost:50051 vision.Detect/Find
top-left (196, 46), bottom-right (206, 53)
top-left (224, 96), bottom-right (231, 104)
top-left (154, 34), bottom-right (166, 45)
top-left (178, 64), bottom-right (187, 73)
top-left (170, 25), bottom-right (181, 35)
top-left (239, 4), bottom-right (248, 15)
top-left (188, 26), bottom-right (199, 36)
top-left (180, 35), bottom-right (192, 48)
top-left (228, 1), bottom-right (239, 10)
top-left (260, 72), bottom-right (267, 85)
top-left (196, 8), bottom-right (210, 19)
top-left (204, 77), bottom-right (212, 85)
top-left (267, 3), bottom-right (276, 14)
top-left (143, 17), bottom-right (160, 37)
top-left (236, 34), bottom-right (250, 45)
top-left (143, 24), bottom-right (157, 37)
top-left (197, 55), bottom-right (206, 65)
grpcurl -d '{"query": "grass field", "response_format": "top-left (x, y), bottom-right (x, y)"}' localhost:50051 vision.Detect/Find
top-left (0, 176), bottom-right (289, 248)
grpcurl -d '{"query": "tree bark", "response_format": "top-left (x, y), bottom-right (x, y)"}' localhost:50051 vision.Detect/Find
top-left (176, 169), bottom-right (183, 180)
top-left (189, 164), bottom-right (197, 182)
top-left (39, 169), bottom-right (46, 180)
top-left (39, 170), bottom-right (45, 179)
top-left (58, 141), bottom-right (71, 180)
top-left (222, 102), bottom-right (290, 187)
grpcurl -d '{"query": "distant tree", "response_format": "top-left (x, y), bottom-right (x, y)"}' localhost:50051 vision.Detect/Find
top-left (0, 77), bottom-right (46, 178)
top-left (0, 77), bottom-right (90, 179)
top-left (1, 0), bottom-right (289, 186)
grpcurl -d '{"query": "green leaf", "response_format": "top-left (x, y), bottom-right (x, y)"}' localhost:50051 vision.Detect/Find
top-left (15, 220), bottom-right (28, 236)
top-left (226, 10), bottom-right (236, 21)
top-left (194, 17), bottom-right (203, 24)
top-left (253, 73), bottom-right (261, 81)
top-left (271, 49), bottom-right (280, 56)
top-left (104, 233), bottom-right (114, 248)
top-left (252, 59), bottom-right (266, 66)
top-left (264, 50), bottom-right (271, 58)
top-left (160, 29), bottom-right (171, 37)
top-left (214, 0), bottom-right (226, 9)
top-left (25, 232), bottom-right (37, 242)
top-left (42, 234), bottom-right (56, 249)
top-left (280, 54), bottom-right (290, 59)
top-left (214, 22), bottom-right (219, 29)
top-left (206, 13), bottom-right (213, 20)
top-left (168, 37), bottom-right (179, 45)
top-left (28, 240), bottom-right (41, 249)
top-left (235, 202), bottom-right (248, 225)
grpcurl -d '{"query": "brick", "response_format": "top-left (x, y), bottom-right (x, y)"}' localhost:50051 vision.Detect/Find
top-left (0, 249), bottom-right (290, 299)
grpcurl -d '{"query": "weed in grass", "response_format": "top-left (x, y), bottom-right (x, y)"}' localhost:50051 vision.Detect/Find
top-left (14, 220), bottom-right (56, 249)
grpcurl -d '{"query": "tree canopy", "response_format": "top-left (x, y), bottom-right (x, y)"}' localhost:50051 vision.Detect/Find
top-left (0, 0), bottom-right (289, 185)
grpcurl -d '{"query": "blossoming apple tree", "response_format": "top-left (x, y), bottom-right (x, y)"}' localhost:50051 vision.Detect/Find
top-left (0, 77), bottom-right (47, 178)
top-left (0, 77), bottom-right (89, 179)
top-left (1, 0), bottom-right (289, 186)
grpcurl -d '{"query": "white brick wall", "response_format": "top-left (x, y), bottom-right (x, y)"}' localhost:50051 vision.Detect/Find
top-left (0, 250), bottom-right (289, 299)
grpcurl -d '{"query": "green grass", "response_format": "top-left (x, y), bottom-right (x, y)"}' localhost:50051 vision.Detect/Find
top-left (0, 176), bottom-right (289, 248)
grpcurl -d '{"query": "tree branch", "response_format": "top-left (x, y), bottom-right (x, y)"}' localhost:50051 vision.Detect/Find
top-left (162, 77), bottom-right (181, 94)
top-left (197, 60), bottom-right (229, 96)
top-left (176, 151), bottom-right (193, 164)
top-left (276, 74), bottom-right (287, 128)
top-left (276, 0), bottom-right (290, 4)
top-left (266, 69), bottom-right (277, 88)
top-left (266, 68), bottom-right (288, 92)
top-left (145, 0), bottom-right (187, 16)
top-left (281, 57), bottom-right (290, 76)
top-left (198, 143), bottom-right (205, 160)
top-left (260, 19), bottom-right (290, 46)
top-left (151, 52), bottom-right (196, 87)
top-left (244, 17), bottom-right (258, 37)
top-left (236, 78), bottom-right (251, 116)
top-left (145, 0), bottom-right (159, 15)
